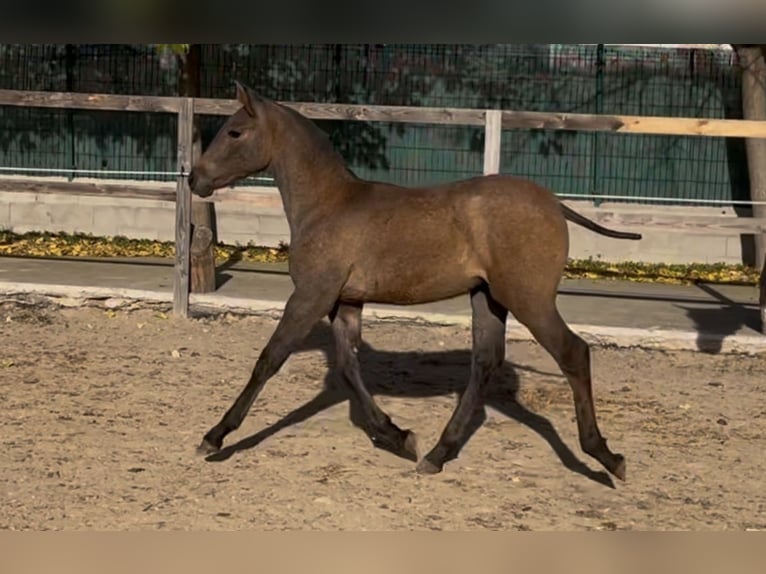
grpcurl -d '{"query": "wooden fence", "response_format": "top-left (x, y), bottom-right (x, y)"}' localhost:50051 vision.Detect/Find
top-left (2, 89), bottom-right (766, 317)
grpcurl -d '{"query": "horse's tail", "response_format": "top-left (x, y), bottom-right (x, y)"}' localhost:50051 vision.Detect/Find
top-left (560, 203), bottom-right (642, 240)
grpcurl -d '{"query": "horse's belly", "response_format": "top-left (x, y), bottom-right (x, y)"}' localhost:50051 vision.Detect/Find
top-left (340, 265), bottom-right (484, 306)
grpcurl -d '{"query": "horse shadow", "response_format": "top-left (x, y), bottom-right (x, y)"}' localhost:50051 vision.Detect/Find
top-left (677, 283), bottom-right (762, 354)
top-left (203, 319), bottom-right (616, 488)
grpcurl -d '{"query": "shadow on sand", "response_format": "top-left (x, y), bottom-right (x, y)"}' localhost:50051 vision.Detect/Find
top-left (678, 283), bottom-right (761, 354)
top-left (202, 319), bottom-right (616, 488)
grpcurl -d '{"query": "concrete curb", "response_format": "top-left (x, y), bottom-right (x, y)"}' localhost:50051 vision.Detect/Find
top-left (1, 280), bottom-right (765, 355)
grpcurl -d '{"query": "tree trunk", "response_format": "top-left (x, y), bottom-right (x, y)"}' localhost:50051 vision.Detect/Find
top-left (180, 44), bottom-right (217, 293)
top-left (735, 45), bottom-right (766, 334)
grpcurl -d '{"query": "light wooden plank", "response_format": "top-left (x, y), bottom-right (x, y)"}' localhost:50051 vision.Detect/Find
top-left (194, 98), bottom-right (487, 126)
top-left (0, 178), bottom-right (285, 207)
top-left (285, 102), bottom-right (486, 126)
top-left (501, 110), bottom-right (766, 139)
top-left (181, 95), bottom-right (766, 139)
top-left (567, 207), bottom-right (766, 236)
top-left (4, 88), bottom-right (766, 139)
top-left (0, 178), bottom-right (176, 201)
top-left (0, 89), bottom-right (180, 113)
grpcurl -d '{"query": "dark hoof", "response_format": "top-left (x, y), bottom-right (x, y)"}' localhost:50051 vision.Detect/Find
top-left (588, 438), bottom-right (626, 482)
top-left (403, 430), bottom-right (419, 462)
top-left (370, 428), bottom-right (419, 462)
top-left (611, 455), bottom-right (626, 481)
top-left (196, 438), bottom-right (220, 456)
top-left (415, 457), bottom-right (443, 475)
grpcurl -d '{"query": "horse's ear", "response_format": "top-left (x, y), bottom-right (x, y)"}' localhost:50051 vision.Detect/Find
top-left (234, 80), bottom-right (258, 117)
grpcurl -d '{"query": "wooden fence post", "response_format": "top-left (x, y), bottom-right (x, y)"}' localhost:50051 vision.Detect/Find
top-left (173, 97), bottom-right (194, 317)
top-left (483, 109), bottom-right (502, 175)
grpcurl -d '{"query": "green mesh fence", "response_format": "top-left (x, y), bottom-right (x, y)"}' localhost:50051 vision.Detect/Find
top-left (0, 44), bottom-right (750, 205)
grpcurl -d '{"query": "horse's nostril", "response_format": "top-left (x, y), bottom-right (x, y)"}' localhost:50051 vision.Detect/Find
top-left (188, 171), bottom-right (196, 188)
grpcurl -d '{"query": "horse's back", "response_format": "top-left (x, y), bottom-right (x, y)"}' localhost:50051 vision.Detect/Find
top-left (340, 173), bottom-right (569, 263)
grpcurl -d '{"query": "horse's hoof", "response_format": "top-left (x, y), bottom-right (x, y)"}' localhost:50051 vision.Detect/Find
top-left (402, 430), bottom-right (419, 462)
top-left (611, 455), bottom-right (626, 481)
top-left (371, 428), bottom-right (419, 462)
top-left (196, 439), bottom-right (220, 456)
top-left (415, 457), bottom-right (443, 475)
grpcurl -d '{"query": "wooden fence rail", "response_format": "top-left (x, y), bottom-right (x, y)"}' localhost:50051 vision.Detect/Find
top-left (2, 89), bottom-right (766, 316)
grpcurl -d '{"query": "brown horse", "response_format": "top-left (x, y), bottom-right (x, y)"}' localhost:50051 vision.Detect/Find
top-left (189, 81), bottom-right (642, 481)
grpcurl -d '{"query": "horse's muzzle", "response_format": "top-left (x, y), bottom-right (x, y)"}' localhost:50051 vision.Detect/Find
top-left (188, 169), bottom-right (213, 198)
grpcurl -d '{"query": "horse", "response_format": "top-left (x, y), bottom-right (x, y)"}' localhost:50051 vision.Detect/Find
top-left (188, 81), bottom-right (642, 481)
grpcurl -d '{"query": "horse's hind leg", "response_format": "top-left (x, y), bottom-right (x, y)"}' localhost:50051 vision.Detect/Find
top-left (331, 302), bottom-right (418, 461)
top-left (416, 282), bottom-right (508, 474)
top-left (506, 293), bottom-right (626, 481)
top-left (197, 288), bottom-right (338, 455)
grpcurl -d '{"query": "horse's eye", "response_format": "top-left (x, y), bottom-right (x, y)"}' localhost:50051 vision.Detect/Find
top-left (228, 130), bottom-right (242, 139)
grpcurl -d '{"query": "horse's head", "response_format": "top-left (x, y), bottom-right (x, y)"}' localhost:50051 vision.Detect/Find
top-left (189, 81), bottom-right (273, 198)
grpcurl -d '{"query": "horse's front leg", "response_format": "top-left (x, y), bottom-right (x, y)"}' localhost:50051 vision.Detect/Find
top-left (197, 285), bottom-right (340, 455)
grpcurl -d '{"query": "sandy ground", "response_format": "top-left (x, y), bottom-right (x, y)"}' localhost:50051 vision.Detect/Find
top-left (1, 297), bottom-right (765, 531)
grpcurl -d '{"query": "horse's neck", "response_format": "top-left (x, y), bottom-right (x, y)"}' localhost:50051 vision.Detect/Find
top-left (269, 109), bottom-right (356, 227)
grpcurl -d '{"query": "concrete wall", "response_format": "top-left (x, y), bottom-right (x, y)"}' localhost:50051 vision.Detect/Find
top-left (0, 180), bottom-right (751, 265)
top-left (0, 184), bottom-right (290, 249)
